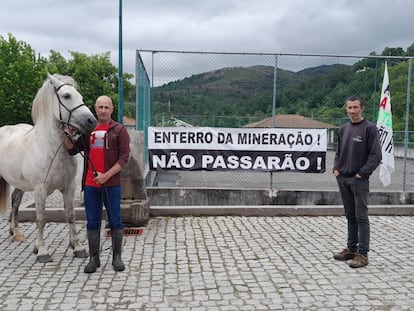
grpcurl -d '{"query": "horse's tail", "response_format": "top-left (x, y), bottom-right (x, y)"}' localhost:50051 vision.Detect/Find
top-left (0, 177), bottom-right (9, 214)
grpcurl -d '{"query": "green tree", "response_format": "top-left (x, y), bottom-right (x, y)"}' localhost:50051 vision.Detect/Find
top-left (47, 50), bottom-right (68, 74)
top-left (1, 35), bottom-right (136, 126)
top-left (381, 47), bottom-right (405, 56)
top-left (0, 34), bottom-right (48, 125)
top-left (47, 50), bottom-right (135, 121)
top-left (406, 43), bottom-right (414, 56)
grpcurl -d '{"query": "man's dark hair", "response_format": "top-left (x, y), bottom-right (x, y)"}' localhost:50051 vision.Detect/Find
top-left (345, 95), bottom-right (364, 107)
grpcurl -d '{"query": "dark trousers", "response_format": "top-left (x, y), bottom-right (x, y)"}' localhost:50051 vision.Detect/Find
top-left (84, 185), bottom-right (123, 231)
top-left (336, 176), bottom-right (370, 255)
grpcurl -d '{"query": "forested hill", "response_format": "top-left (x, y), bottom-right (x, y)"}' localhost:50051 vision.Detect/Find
top-left (151, 60), bottom-right (413, 130)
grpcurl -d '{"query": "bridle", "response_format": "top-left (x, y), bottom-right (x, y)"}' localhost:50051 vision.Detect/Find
top-left (53, 82), bottom-right (99, 176)
top-left (53, 83), bottom-right (86, 126)
top-left (41, 82), bottom-right (87, 189)
top-left (42, 80), bottom-right (98, 191)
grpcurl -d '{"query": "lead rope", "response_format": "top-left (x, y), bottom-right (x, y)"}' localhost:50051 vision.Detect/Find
top-left (40, 83), bottom-right (82, 190)
top-left (40, 139), bottom-right (65, 191)
top-left (70, 135), bottom-right (117, 241)
top-left (60, 132), bottom-right (122, 246)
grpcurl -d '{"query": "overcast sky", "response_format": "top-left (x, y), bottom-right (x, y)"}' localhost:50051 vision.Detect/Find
top-left (1, 0), bottom-right (413, 79)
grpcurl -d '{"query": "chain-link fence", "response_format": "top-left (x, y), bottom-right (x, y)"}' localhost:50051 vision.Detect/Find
top-left (136, 50), bottom-right (414, 192)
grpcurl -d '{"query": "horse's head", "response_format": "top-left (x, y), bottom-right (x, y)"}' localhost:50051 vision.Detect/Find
top-left (32, 74), bottom-right (97, 135)
top-left (48, 74), bottom-right (97, 134)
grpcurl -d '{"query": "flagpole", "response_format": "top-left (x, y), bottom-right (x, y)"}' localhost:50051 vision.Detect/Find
top-left (372, 60), bottom-right (378, 121)
top-left (118, 0), bottom-right (124, 124)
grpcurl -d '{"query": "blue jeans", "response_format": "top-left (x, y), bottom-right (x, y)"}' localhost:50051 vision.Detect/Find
top-left (84, 185), bottom-right (123, 231)
top-left (336, 176), bottom-right (370, 255)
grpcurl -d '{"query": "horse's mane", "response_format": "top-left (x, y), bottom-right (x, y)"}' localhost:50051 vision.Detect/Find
top-left (31, 74), bottom-right (78, 124)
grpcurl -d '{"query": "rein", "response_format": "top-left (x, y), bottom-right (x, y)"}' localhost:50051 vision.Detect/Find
top-left (40, 82), bottom-right (86, 190)
top-left (40, 140), bottom-right (65, 191)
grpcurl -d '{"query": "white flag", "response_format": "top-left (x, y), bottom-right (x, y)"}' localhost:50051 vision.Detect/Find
top-left (376, 62), bottom-right (395, 187)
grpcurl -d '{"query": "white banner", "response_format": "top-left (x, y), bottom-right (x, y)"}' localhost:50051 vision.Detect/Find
top-left (148, 127), bottom-right (327, 172)
top-left (376, 62), bottom-right (395, 187)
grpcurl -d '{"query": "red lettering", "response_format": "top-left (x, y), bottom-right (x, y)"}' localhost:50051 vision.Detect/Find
top-left (379, 97), bottom-right (388, 109)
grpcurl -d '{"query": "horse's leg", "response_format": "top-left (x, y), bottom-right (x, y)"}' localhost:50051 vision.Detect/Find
top-left (33, 188), bottom-right (52, 263)
top-left (62, 185), bottom-right (87, 258)
top-left (9, 189), bottom-right (25, 241)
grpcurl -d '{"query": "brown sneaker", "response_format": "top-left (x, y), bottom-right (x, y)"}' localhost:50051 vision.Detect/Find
top-left (333, 248), bottom-right (356, 261)
top-left (349, 253), bottom-right (368, 268)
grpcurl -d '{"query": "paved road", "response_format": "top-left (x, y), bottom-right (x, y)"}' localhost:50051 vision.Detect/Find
top-left (1, 214), bottom-right (413, 310)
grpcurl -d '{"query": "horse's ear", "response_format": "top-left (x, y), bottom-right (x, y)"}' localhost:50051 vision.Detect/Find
top-left (48, 74), bottom-right (62, 88)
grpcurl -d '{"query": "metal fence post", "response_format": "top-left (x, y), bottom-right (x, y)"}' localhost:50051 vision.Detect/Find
top-left (403, 59), bottom-right (412, 192)
top-left (270, 55), bottom-right (278, 190)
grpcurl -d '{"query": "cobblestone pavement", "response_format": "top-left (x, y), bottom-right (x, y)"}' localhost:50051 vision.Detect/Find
top-left (1, 215), bottom-right (414, 310)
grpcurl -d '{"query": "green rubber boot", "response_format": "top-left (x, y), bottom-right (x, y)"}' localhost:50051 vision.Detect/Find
top-left (111, 229), bottom-right (125, 272)
top-left (84, 230), bottom-right (101, 274)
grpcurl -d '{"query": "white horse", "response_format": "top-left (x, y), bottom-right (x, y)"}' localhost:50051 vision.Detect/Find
top-left (0, 74), bottom-right (97, 263)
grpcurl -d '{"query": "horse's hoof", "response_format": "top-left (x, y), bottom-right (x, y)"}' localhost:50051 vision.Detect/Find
top-left (74, 250), bottom-right (88, 258)
top-left (13, 234), bottom-right (25, 242)
top-left (37, 254), bottom-right (53, 263)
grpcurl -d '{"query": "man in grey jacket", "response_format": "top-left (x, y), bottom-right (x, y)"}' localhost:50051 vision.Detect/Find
top-left (333, 95), bottom-right (382, 268)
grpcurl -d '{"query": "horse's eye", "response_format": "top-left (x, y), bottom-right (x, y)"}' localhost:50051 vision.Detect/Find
top-left (62, 94), bottom-right (71, 100)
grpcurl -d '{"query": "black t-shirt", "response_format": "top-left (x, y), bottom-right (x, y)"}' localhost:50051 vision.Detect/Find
top-left (334, 119), bottom-right (382, 179)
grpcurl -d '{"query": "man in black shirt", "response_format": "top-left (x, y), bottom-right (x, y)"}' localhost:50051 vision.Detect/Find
top-left (333, 95), bottom-right (382, 268)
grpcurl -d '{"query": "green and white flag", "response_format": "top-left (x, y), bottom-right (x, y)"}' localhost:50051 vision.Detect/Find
top-left (376, 62), bottom-right (394, 187)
